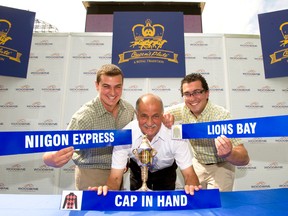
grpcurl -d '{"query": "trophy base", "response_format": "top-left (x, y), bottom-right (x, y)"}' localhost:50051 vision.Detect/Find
top-left (137, 185), bottom-right (152, 191)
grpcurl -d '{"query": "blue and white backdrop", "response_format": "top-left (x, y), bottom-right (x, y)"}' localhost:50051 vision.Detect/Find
top-left (0, 33), bottom-right (287, 194)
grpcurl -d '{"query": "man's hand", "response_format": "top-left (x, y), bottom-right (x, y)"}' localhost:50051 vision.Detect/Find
top-left (162, 113), bottom-right (175, 129)
top-left (42, 146), bottom-right (74, 168)
top-left (88, 185), bottom-right (109, 196)
top-left (184, 185), bottom-right (202, 195)
top-left (215, 135), bottom-right (233, 158)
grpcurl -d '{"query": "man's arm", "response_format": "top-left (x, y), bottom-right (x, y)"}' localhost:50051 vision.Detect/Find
top-left (89, 168), bottom-right (124, 196)
top-left (180, 166), bottom-right (202, 195)
top-left (42, 146), bottom-right (74, 168)
top-left (106, 168), bottom-right (124, 190)
top-left (215, 135), bottom-right (250, 166)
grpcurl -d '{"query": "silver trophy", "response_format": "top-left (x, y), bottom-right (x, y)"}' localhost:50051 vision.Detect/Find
top-left (132, 134), bottom-right (157, 191)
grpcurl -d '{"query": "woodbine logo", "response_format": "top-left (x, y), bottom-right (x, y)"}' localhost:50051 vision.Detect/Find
top-left (203, 53), bottom-right (221, 60)
top-left (99, 53), bottom-right (111, 60)
top-left (45, 53), bottom-right (64, 59)
top-left (18, 183), bottom-right (39, 192)
top-left (275, 137), bottom-right (288, 143)
top-left (72, 53), bottom-right (91, 59)
top-left (152, 85), bottom-right (171, 91)
top-left (10, 119), bottom-right (30, 127)
top-left (251, 181), bottom-right (270, 189)
top-left (0, 85), bottom-right (8, 92)
top-left (86, 39), bottom-right (104, 46)
top-left (245, 102), bottom-right (264, 109)
top-left (41, 85), bottom-right (61, 92)
top-left (209, 85), bottom-right (224, 92)
top-left (6, 164), bottom-right (25, 172)
top-left (15, 85), bottom-right (34, 92)
top-left (264, 161), bottom-right (283, 170)
top-left (83, 69), bottom-right (97, 76)
top-left (29, 52), bottom-right (39, 59)
top-left (230, 54), bottom-right (247, 60)
top-left (232, 85), bottom-right (251, 92)
top-left (272, 102), bottom-right (288, 109)
top-left (194, 69), bottom-right (210, 75)
top-left (34, 39), bottom-right (53, 46)
top-left (0, 183), bottom-right (9, 191)
top-left (27, 102), bottom-right (46, 109)
top-left (185, 53), bottom-right (196, 59)
top-left (247, 138), bottom-right (267, 143)
top-left (0, 101), bottom-right (18, 109)
top-left (190, 40), bottom-right (208, 47)
top-left (242, 69), bottom-right (261, 76)
top-left (38, 119), bottom-right (58, 127)
top-left (30, 68), bottom-right (50, 75)
top-left (34, 164), bottom-right (54, 172)
top-left (279, 181), bottom-right (288, 188)
top-left (257, 86), bottom-right (275, 93)
top-left (236, 163), bottom-right (256, 171)
top-left (240, 41), bottom-right (258, 48)
top-left (124, 85), bottom-right (143, 92)
top-left (69, 85), bottom-right (89, 92)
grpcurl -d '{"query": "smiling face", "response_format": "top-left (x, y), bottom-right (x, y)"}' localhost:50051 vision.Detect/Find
top-left (95, 74), bottom-right (123, 112)
top-left (136, 94), bottom-right (163, 142)
top-left (182, 80), bottom-right (209, 117)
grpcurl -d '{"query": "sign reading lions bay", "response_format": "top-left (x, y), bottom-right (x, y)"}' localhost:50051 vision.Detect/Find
top-left (112, 12), bottom-right (185, 78)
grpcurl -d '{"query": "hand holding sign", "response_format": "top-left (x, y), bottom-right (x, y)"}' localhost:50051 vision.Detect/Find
top-left (215, 135), bottom-right (233, 159)
top-left (43, 146), bottom-right (74, 168)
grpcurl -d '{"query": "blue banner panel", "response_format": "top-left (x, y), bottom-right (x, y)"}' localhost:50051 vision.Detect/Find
top-left (0, 6), bottom-right (35, 78)
top-left (77, 189), bottom-right (221, 211)
top-left (0, 129), bottom-right (132, 156)
top-left (258, 9), bottom-right (288, 78)
top-left (176, 115), bottom-right (288, 139)
top-left (112, 12), bottom-right (185, 78)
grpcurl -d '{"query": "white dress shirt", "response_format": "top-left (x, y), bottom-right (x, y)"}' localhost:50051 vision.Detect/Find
top-left (112, 120), bottom-right (193, 172)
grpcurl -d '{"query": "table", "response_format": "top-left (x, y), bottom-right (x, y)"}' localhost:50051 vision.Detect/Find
top-left (0, 188), bottom-right (287, 215)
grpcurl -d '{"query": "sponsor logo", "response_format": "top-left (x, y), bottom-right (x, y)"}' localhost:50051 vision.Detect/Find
top-left (264, 161), bottom-right (283, 169)
top-left (18, 184), bottom-right (39, 192)
top-left (6, 164), bottom-right (26, 172)
top-left (251, 181), bottom-right (271, 189)
top-left (230, 54), bottom-right (248, 60)
top-left (0, 101), bottom-right (18, 109)
top-left (152, 85), bottom-right (171, 91)
top-left (245, 102), bottom-right (264, 109)
top-left (124, 85), bottom-right (143, 92)
top-left (34, 40), bottom-right (53, 46)
top-left (240, 41), bottom-right (257, 48)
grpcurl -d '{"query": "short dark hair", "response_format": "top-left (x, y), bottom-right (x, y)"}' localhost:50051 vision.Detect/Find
top-left (180, 73), bottom-right (209, 96)
top-left (96, 64), bottom-right (124, 84)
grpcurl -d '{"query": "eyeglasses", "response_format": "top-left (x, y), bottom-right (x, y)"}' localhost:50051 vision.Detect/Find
top-left (183, 89), bottom-right (206, 98)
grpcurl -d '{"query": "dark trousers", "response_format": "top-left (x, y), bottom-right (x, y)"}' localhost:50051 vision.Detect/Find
top-left (129, 159), bottom-right (177, 191)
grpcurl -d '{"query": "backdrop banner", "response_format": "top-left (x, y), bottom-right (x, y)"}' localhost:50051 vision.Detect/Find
top-left (258, 9), bottom-right (288, 78)
top-left (0, 6), bottom-right (35, 78)
top-left (60, 189), bottom-right (221, 211)
top-left (112, 12), bottom-right (185, 78)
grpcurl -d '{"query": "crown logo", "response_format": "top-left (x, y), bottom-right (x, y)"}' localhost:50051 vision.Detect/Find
top-left (280, 22), bottom-right (288, 47)
top-left (0, 19), bottom-right (12, 45)
top-left (131, 19), bottom-right (167, 50)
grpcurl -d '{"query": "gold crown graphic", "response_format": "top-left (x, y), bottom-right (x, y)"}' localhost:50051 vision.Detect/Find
top-left (280, 22), bottom-right (288, 47)
top-left (0, 19), bottom-right (12, 45)
top-left (132, 19), bottom-right (164, 41)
